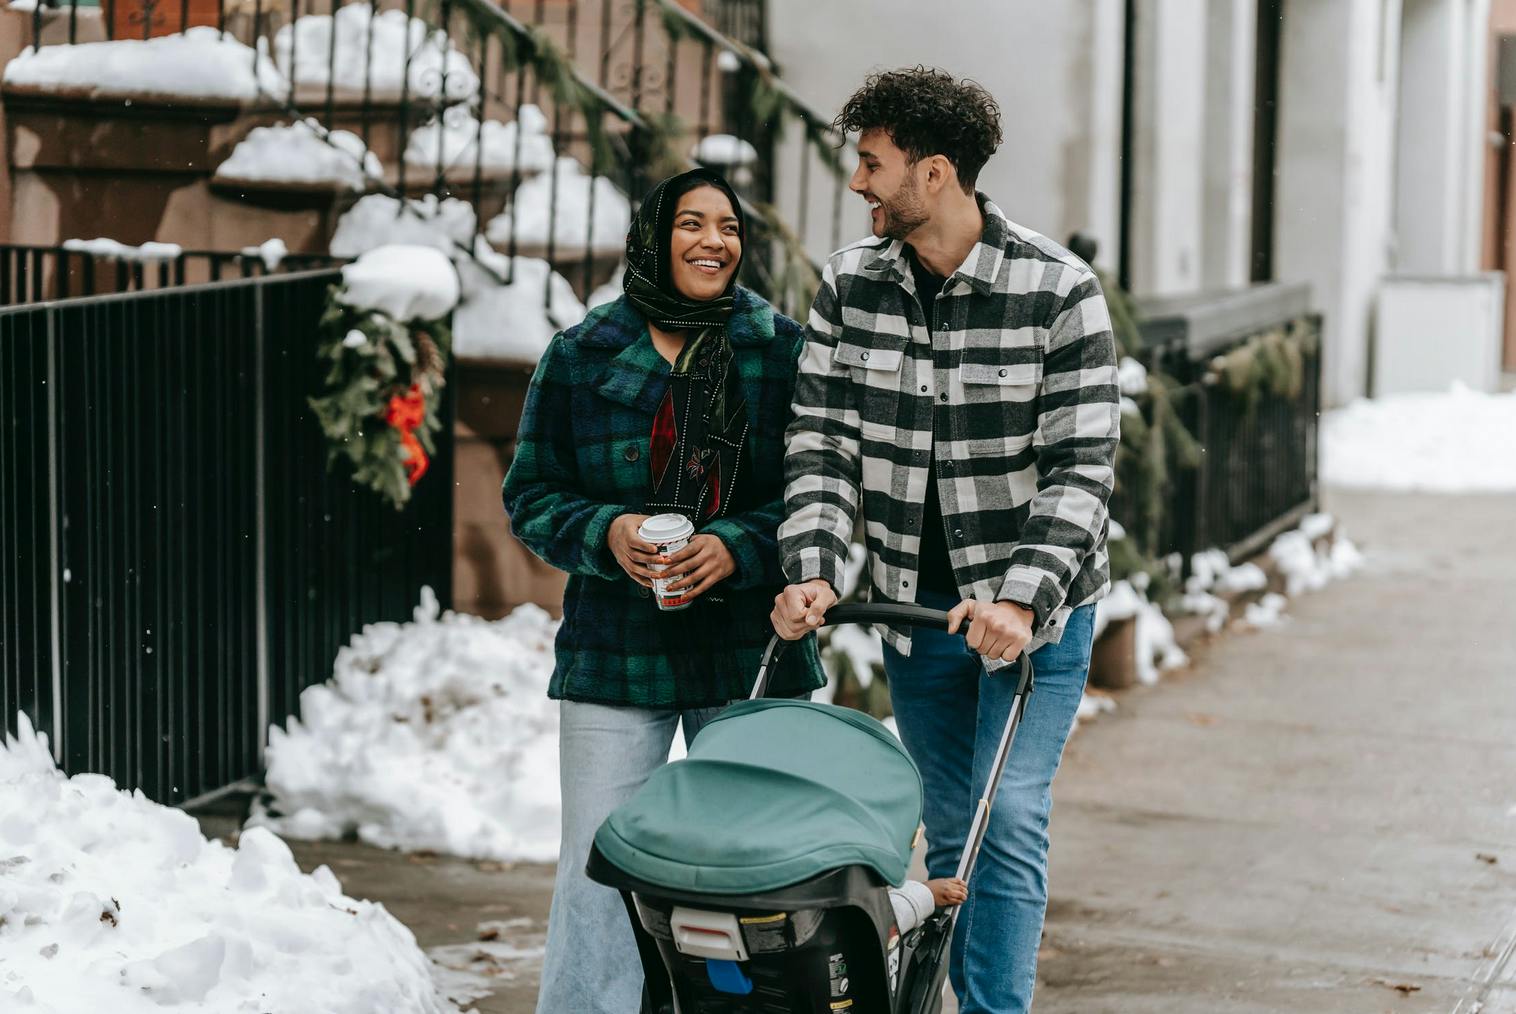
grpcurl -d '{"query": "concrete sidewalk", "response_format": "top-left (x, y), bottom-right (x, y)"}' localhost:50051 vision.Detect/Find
top-left (198, 489), bottom-right (1516, 1012)
top-left (1034, 490), bottom-right (1516, 1013)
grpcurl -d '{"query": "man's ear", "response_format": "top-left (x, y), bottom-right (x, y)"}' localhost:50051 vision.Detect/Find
top-left (923, 154), bottom-right (957, 196)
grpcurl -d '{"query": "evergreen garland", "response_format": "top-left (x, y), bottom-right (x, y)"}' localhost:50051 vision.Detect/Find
top-left (1205, 316), bottom-right (1320, 409)
top-left (1098, 269), bottom-right (1202, 592)
top-left (308, 287), bottom-right (453, 510)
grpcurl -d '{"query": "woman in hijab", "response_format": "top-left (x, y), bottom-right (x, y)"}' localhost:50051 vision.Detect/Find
top-left (502, 168), bottom-right (823, 1013)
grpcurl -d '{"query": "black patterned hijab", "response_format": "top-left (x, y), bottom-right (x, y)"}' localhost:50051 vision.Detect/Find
top-left (623, 168), bottom-right (746, 329)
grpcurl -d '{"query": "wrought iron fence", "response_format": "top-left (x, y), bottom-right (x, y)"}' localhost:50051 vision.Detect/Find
top-left (20, 0), bottom-right (842, 318)
top-left (0, 243), bottom-right (344, 306)
top-left (0, 270), bottom-right (453, 804)
top-left (1108, 313), bottom-right (1322, 569)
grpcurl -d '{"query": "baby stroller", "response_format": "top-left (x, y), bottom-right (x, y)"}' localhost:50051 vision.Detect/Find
top-left (586, 604), bottom-right (1035, 1014)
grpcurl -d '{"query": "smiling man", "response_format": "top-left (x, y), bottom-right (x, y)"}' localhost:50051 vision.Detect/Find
top-left (771, 68), bottom-right (1120, 1013)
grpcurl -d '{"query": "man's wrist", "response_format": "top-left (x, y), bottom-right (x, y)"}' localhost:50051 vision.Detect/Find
top-left (803, 578), bottom-right (838, 598)
top-left (995, 597), bottom-right (1039, 623)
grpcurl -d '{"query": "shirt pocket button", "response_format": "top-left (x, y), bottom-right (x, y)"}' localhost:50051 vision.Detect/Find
top-left (623, 444), bottom-right (641, 463)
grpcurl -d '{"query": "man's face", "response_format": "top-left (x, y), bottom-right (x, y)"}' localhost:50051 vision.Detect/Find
top-left (850, 128), bottom-right (930, 241)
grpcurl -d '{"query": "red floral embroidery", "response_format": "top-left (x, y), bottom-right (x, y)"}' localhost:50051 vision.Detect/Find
top-left (650, 392), bottom-right (676, 487)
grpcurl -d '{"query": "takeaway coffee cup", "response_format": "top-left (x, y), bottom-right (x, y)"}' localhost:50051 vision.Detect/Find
top-left (638, 513), bottom-right (696, 611)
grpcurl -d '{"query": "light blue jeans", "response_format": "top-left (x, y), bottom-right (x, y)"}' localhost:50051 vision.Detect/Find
top-left (884, 594), bottom-right (1095, 1014)
top-left (535, 700), bottom-right (728, 1014)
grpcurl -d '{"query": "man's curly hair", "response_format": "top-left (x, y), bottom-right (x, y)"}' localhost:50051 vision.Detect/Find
top-left (834, 67), bottom-right (1002, 194)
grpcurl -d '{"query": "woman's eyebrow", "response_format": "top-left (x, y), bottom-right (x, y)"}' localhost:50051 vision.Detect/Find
top-left (676, 209), bottom-right (706, 219)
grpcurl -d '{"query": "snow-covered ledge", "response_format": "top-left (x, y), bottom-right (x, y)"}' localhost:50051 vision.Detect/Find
top-left (213, 119), bottom-right (381, 195)
top-left (1, 28), bottom-right (286, 106)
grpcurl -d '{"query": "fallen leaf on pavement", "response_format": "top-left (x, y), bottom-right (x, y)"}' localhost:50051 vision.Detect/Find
top-left (1476, 853), bottom-right (1498, 865)
top-left (1370, 979), bottom-right (1421, 996)
top-left (1185, 712), bottom-right (1219, 727)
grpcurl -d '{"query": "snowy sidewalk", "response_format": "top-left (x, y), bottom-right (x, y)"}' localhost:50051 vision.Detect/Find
top-left (1031, 489), bottom-right (1516, 1013)
top-left (185, 490), bottom-right (1516, 1013)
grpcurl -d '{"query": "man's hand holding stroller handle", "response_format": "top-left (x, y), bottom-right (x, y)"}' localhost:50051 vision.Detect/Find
top-left (770, 580), bottom-right (838, 640)
top-left (948, 599), bottom-right (1034, 662)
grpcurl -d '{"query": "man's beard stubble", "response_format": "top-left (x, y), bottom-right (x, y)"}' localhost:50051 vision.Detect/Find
top-left (880, 170), bottom-right (929, 240)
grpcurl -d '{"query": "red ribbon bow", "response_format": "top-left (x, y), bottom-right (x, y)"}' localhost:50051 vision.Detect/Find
top-left (383, 384), bottom-right (429, 485)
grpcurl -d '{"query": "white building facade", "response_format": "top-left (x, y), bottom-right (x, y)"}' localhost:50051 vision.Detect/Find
top-left (766, 0), bottom-right (1497, 406)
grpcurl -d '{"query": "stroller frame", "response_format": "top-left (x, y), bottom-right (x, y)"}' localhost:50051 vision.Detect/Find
top-left (588, 603), bottom-right (1035, 1014)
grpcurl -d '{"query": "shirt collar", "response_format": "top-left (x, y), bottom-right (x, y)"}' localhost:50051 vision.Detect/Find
top-left (860, 194), bottom-right (1010, 297)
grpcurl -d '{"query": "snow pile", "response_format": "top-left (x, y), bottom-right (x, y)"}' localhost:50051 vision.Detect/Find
top-left (453, 246), bottom-right (584, 362)
top-left (330, 192), bottom-right (476, 258)
top-left (0, 715), bottom-right (458, 1013)
top-left (216, 119), bottom-right (380, 190)
top-left (62, 238), bottom-right (182, 262)
top-left (487, 157), bottom-right (631, 257)
top-left (274, 5), bottom-right (478, 101)
top-left (404, 104), bottom-right (555, 177)
top-left (1117, 357), bottom-right (1148, 396)
top-left (1180, 548), bottom-right (1269, 632)
top-left (241, 238), bottom-right (289, 271)
top-left (1242, 592), bottom-right (1289, 629)
top-left (1075, 690), bottom-right (1116, 727)
top-left (331, 193), bottom-right (582, 362)
top-left (3, 28), bottom-right (285, 101)
top-left (1125, 513), bottom-right (1360, 658)
top-left (337, 245), bottom-right (460, 322)
top-left (1268, 518), bottom-right (1363, 596)
top-left (251, 591), bottom-right (563, 863)
top-left (692, 134), bottom-right (759, 167)
top-left (1094, 580), bottom-right (1188, 686)
top-left (1321, 384), bottom-right (1516, 492)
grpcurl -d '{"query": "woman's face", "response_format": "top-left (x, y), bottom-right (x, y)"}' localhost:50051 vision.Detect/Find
top-left (669, 185), bottom-right (741, 302)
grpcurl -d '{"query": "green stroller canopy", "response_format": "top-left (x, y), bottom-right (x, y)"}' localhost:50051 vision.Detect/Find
top-left (593, 699), bottom-right (924, 895)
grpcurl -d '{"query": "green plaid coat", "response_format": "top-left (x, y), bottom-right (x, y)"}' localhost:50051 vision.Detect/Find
top-left (502, 288), bottom-right (824, 708)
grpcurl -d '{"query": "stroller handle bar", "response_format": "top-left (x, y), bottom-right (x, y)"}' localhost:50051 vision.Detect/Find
top-left (749, 603), bottom-right (1033, 702)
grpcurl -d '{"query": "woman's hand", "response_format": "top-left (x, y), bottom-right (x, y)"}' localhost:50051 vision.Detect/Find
top-left (660, 535), bottom-right (737, 601)
top-left (608, 514), bottom-right (661, 588)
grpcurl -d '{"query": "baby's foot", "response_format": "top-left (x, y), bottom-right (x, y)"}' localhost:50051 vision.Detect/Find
top-left (926, 877), bottom-right (968, 908)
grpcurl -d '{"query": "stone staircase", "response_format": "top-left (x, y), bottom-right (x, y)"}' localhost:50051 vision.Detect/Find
top-left (0, 0), bottom-right (850, 618)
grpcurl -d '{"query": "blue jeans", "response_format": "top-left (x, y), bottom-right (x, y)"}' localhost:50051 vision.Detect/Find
top-left (535, 700), bottom-right (728, 1014)
top-left (884, 593), bottom-right (1095, 1014)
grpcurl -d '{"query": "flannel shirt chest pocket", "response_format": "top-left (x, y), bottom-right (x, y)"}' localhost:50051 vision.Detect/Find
top-left (954, 330), bottom-right (1043, 447)
top-left (836, 301), bottom-right (918, 438)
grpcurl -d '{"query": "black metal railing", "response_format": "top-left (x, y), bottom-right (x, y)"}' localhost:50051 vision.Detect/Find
top-left (1109, 301), bottom-right (1322, 568)
top-left (17, 0), bottom-right (843, 319)
top-left (0, 270), bottom-right (453, 804)
top-left (0, 243), bottom-right (344, 306)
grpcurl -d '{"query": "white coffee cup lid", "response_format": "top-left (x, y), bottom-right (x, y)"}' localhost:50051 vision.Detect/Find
top-left (638, 513), bottom-right (694, 542)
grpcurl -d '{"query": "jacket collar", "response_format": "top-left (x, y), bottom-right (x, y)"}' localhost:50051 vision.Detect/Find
top-left (576, 286), bottom-right (777, 351)
top-left (587, 288), bottom-right (775, 416)
top-left (860, 194), bottom-right (1010, 298)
